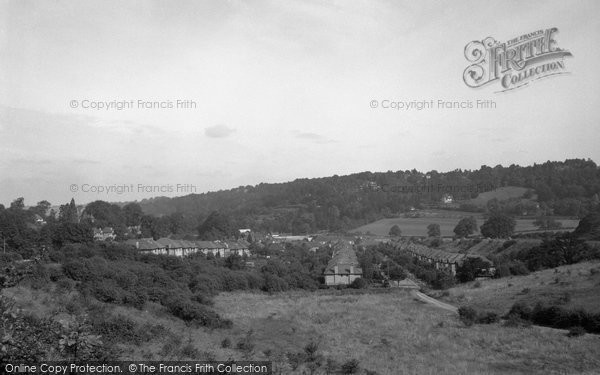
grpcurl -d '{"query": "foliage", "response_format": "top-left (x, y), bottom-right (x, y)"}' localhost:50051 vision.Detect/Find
top-left (456, 257), bottom-right (493, 283)
top-left (341, 359), bottom-right (360, 374)
top-left (458, 306), bottom-right (477, 326)
top-left (480, 214), bottom-right (516, 238)
top-left (533, 216), bottom-right (562, 230)
top-left (388, 225), bottom-right (401, 237)
top-left (349, 277), bottom-right (369, 289)
top-left (198, 211), bottom-right (236, 240)
top-left (427, 223), bottom-right (441, 237)
top-left (459, 306), bottom-right (499, 326)
top-left (453, 217), bottom-right (478, 238)
top-left (574, 211), bottom-right (600, 240)
top-left (506, 301), bottom-right (600, 334)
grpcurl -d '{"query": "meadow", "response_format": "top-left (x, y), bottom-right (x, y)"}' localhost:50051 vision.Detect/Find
top-left (7, 285), bottom-right (599, 374)
top-left (352, 210), bottom-right (579, 237)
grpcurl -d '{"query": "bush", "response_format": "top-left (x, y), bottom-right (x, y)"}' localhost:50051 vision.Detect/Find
top-left (341, 359), bottom-right (360, 374)
top-left (508, 261), bottom-right (529, 276)
top-left (221, 337), bottom-right (231, 348)
top-left (262, 273), bottom-right (289, 293)
top-left (349, 278), bottom-right (369, 289)
top-left (567, 326), bottom-right (586, 337)
top-left (476, 311), bottom-right (499, 324)
top-left (458, 306), bottom-right (477, 326)
top-left (506, 302), bottom-right (533, 320)
top-left (504, 313), bottom-right (532, 328)
top-left (91, 314), bottom-right (144, 344)
top-left (56, 278), bottom-right (76, 293)
top-left (460, 306), bottom-right (499, 326)
top-left (506, 301), bottom-right (600, 334)
top-left (163, 295), bottom-right (231, 328)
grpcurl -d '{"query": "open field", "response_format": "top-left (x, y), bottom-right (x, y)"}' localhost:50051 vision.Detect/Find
top-left (464, 186), bottom-right (533, 207)
top-left (432, 260), bottom-right (600, 315)
top-left (5, 286), bottom-right (600, 374)
top-left (352, 210), bottom-right (579, 237)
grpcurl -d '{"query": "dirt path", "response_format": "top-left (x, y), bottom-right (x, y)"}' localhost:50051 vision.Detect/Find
top-left (412, 291), bottom-right (458, 313)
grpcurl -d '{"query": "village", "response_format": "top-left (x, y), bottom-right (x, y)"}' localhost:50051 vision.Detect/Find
top-left (87, 223), bottom-right (495, 289)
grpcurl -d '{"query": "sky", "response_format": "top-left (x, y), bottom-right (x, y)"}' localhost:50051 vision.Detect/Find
top-left (1, 0), bottom-right (599, 206)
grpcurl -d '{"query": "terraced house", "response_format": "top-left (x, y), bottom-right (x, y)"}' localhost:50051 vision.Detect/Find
top-left (124, 238), bottom-right (250, 258)
top-left (323, 241), bottom-right (363, 285)
top-left (399, 242), bottom-right (492, 276)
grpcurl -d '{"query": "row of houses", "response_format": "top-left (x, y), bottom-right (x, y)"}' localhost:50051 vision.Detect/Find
top-left (323, 241), bottom-right (363, 286)
top-left (397, 241), bottom-right (491, 276)
top-left (124, 238), bottom-right (251, 258)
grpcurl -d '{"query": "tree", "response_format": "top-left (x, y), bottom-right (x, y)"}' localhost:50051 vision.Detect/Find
top-left (198, 211), bottom-right (234, 240)
top-left (388, 225), bottom-right (401, 237)
top-left (533, 216), bottom-right (562, 230)
top-left (9, 197), bottom-right (25, 211)
top-left (454, 216), bottom-right (478, 238)
top-left (32, 200), bottom-right (51, 217)
top-left (456, 257), bottom-right (492, 283)
top-left (82, 200), bottom-right (124, 227)
top-left (51, 222), bottom-right (93, 247)
top-left (140, 215), bottom-right (170, 240)
top-left (480, 214), bottom-right (516, 238)
top-left (59, 198), bottom-right (79, 224)
top-left (427, 223), bottom-right (441, 237)
top-left (122, 203), bottom-right (143, 227)
top-left (574, 211), bottom-right (600, 240)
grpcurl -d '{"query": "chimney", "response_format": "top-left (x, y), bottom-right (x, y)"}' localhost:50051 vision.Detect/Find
top-left (136, 241), bottom-right (139, 249)
top-left (350, 265), bottom-right (354, 274)
top-left (334, 265), bottom-right (338, 274)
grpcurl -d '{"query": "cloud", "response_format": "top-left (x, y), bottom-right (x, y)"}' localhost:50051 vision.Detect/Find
top-left (205, 124), bottom-right (236, 138)
top-left (295, 131), bottom-right (336, 144)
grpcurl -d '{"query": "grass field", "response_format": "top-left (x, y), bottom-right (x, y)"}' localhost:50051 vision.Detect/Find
top-left (432, 260), bottom-right (600, 315)
top-left (464, 186), bottom-right (533, 207)
top-left (6, 286), bottom-right (600, 374)
top-left (352, 210), bottom-right (579, 237)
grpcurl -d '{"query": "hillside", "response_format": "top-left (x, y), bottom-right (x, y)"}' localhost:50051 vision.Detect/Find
top-left (132, 159), bottom-right (600, 235)
top-left (4, 285), bottom-right (600, 374)
top-left (433, 260), bottom-right (600, 315)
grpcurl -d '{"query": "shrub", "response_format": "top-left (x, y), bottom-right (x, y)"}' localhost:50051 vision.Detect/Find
top-left (349, 278), bottom-right (369, 289)
top-left (506, 301), bottom-right (600, 334)
top-left (180, 342), bottom-right (200, 358)
top-left (262, 273), bottom-right (289, 293)
top-left (503, 313), bottom-right (532, 328)
top-left (459, 306), bottom-right (499, 326)
top-left (163, 295), bottom-right (231, 328)
top-left (567, 326), bottom-right (586, 337)
top-left (476, 311), bottom-right (499, 324)
top-left (458, 306), bottom-right (477, 327)
top-left (508, 261), bottom-right (529, 276)
top-left (91, 314), bottom-right (142, 344)
top-left (341, 359), bottom-right (360, 374)
top-left (221, 337), bottom-right (231, 348)
top-left (236, 330), bottom-right (255, 359)
top-left (56, 278), bottom-right (76, 293)
top-left (506, 302), bottom-right (533, 321)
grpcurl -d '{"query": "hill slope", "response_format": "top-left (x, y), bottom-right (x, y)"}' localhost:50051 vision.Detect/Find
top-left (134, 159), bottom-right (600, 234)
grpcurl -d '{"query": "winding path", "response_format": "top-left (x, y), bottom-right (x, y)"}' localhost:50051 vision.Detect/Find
top-left (411, 291), bottom-right (458, 313)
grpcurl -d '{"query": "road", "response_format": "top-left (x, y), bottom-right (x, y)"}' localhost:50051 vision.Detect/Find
top-left (412, 291), bottom-right (458, 313)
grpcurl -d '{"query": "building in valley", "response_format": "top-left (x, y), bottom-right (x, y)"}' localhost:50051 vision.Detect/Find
top-left (323, 241), bottom-right (363, 286)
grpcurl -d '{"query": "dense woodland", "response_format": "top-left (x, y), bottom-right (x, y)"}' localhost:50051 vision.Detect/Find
top-left (135, 159), bottom-right (600, 234)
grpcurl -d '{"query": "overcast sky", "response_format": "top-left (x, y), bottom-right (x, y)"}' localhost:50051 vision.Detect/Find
top-left (1, 0), bottom-right (599, 206)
